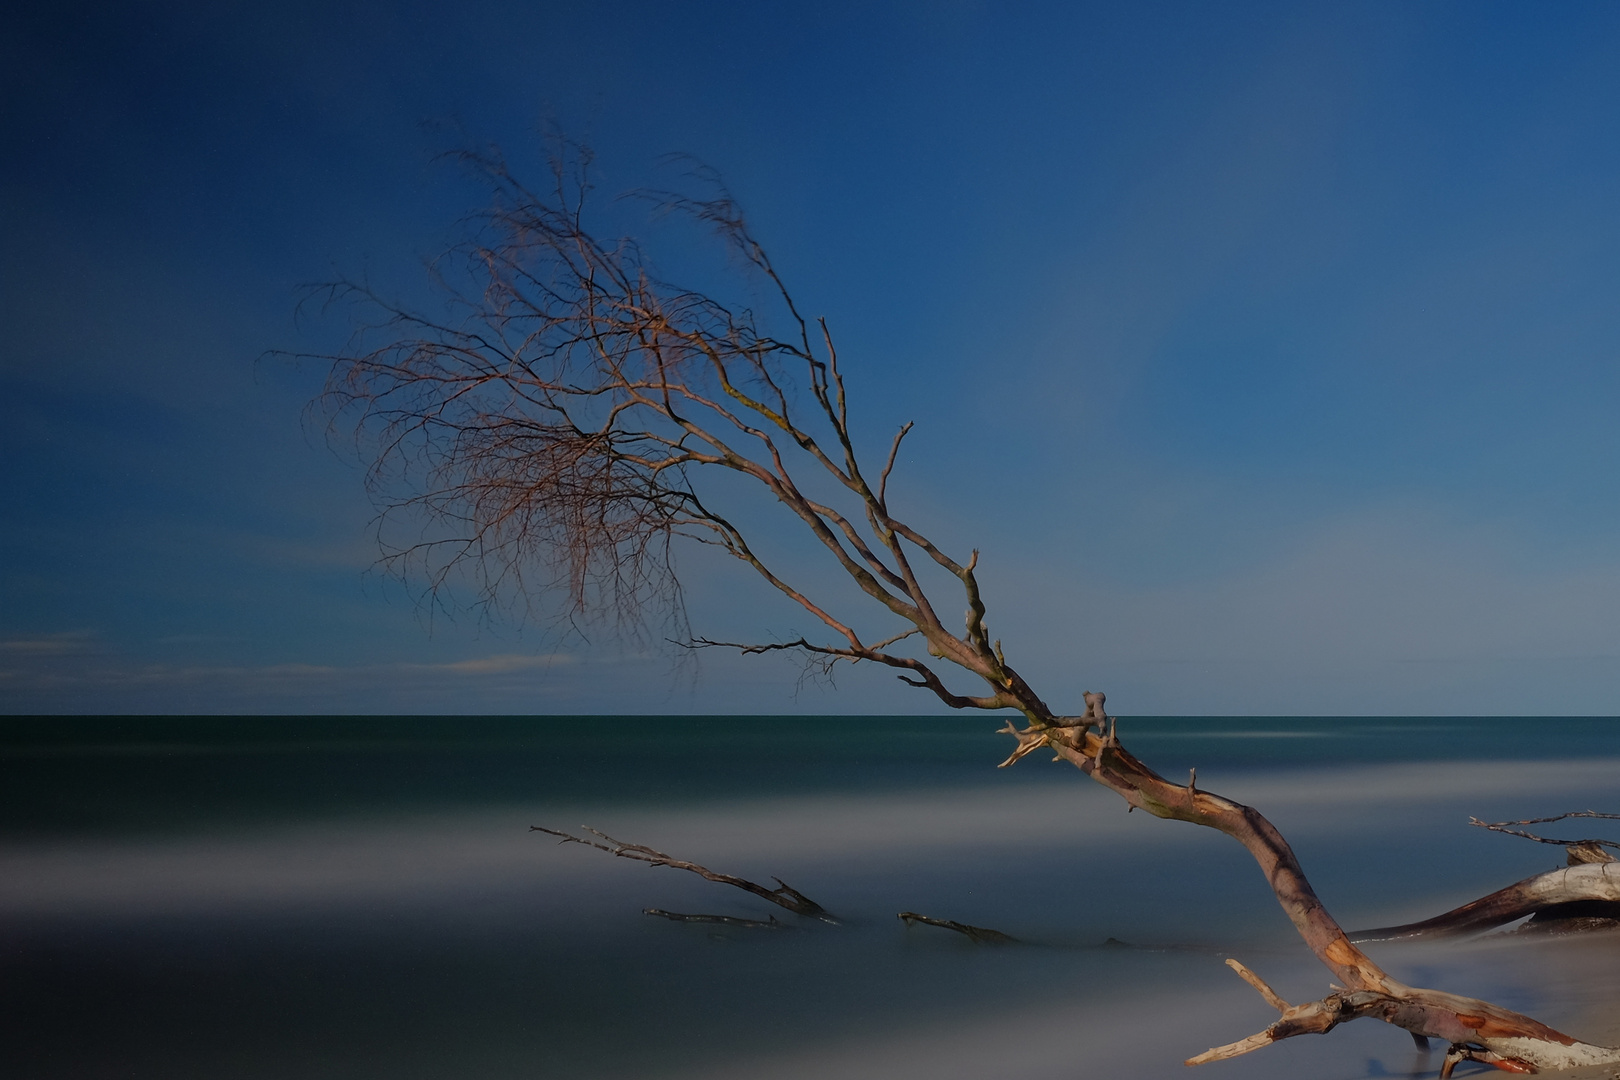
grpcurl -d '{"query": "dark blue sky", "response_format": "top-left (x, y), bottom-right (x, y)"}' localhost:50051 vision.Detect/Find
top-left (7, 1), bottom-right (1620, 714)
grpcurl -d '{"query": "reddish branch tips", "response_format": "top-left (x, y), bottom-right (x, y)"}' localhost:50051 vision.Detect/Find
top-left (316, 147), bottom-right (1063, 721)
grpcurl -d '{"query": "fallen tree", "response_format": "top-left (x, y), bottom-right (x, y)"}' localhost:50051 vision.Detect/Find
top-left (313, 142), bottom-right (1620, 1075)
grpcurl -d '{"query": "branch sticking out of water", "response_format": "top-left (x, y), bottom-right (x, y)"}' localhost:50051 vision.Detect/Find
top-left (897, 911), bottom-right (1017, 944)
top-left (532, 825), bottom-right (839, 923)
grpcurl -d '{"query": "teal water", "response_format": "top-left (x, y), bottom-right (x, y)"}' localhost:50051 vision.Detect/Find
top-left (2, 716), bottom-right (1618, 1078)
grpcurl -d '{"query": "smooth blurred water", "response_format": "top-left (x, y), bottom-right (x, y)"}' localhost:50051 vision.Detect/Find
top-left (2, 716), bottom-right (1618, 1079)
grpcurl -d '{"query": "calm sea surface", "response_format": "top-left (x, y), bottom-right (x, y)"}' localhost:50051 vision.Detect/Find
top-left (3, 716), bottom-right (1618, 1079)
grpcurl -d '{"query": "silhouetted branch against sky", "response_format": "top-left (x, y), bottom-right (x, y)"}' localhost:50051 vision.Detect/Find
top-left (314, 140), bottom-right (1064, 721)
top-left (11, 3), bottom-right (1620, 712)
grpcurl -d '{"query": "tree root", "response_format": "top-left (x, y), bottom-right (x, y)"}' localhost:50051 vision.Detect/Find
top-left (897, 911), bottom-right (1018, 944)
top-left (532, 825), bottom-right (839, 923)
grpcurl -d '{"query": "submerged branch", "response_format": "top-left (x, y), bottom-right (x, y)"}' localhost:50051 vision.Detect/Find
top-left (533, 825), bottom-right (838, 923)
top-left (897, 911), bottom-right (1018, 945)
top-left (644, 909), bottom-right (789, 929)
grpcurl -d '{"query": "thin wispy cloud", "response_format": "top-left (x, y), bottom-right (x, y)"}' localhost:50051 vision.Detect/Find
top-left (0, 631), bottom-right (96, 655)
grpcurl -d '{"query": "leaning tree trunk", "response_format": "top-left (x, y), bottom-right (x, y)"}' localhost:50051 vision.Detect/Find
top-left (317, 148), bottom-right (1620, 1077)
top-left (1003, 720), bottom-right (1620, 1074)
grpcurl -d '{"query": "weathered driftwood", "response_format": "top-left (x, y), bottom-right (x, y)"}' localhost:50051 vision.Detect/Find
top-left (1354, 823), bottom-right (1619, 941)
top-left (532, 826), bottom-right (838, 923)
top-left (897, 911), bottom-right (1018, 944)
top-left (995, 719), bottom-right (1620, 1073)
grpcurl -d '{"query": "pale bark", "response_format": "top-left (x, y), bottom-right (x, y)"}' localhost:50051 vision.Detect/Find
top-left (1355, 850), bottom-right (1619, 942)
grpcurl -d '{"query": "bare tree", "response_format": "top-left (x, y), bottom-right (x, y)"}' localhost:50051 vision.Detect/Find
top-left (313, 143), bottom-right (1620, 1076)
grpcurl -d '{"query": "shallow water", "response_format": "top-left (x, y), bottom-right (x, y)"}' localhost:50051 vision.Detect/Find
top-left (2, 716), bottom-right (1617, 1079)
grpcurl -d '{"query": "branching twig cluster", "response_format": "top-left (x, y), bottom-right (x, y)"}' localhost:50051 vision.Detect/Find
top-left (313, 141), bottom-right (1081, 726)
top-left (1470, 811), bottom-right (1620, 858)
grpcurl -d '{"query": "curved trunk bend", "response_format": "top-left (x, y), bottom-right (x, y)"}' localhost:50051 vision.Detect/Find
top-left (1032, 725), bottom-right (1620, 1073)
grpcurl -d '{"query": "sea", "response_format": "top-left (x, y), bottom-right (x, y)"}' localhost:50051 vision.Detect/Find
top-left (2, 716), bottom-right (1618, 1080)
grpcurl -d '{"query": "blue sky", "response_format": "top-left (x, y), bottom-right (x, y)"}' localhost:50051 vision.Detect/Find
top-left (7, 1), bottom-right (1620, 715)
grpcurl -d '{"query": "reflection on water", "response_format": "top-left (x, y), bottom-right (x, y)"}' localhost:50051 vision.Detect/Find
top-left (2, 716), bottom-right (1618, 1079)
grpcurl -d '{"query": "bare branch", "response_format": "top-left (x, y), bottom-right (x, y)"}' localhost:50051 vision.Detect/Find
top-left (1224, 957), bottom-right (1291, 1014)
top-left (643, 909), bottom-right (789, 930)
top-left (533, 825), bottom-right (837, 923)
top-left (877, 421), bottom-right (913, 510)
top-left (1470, 811), bottom-right (1620, 853)
top-left (897, 911), bottom-right (1017, 945)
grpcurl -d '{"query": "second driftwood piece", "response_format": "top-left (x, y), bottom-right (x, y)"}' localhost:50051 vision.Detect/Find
top-left (1353, 862), bottom-right (1620, 941)
top-left (533, 825), bottom-right (839, 923)
top-left (1355, 817), bottom-right (1620, 941)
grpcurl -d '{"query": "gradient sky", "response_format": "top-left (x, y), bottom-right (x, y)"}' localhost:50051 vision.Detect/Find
top-left (7, 1), bottom-right (1620, 715)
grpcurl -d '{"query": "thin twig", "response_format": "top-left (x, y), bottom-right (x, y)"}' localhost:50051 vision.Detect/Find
top-left (1469, 811), bottom-right (1620, 853)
